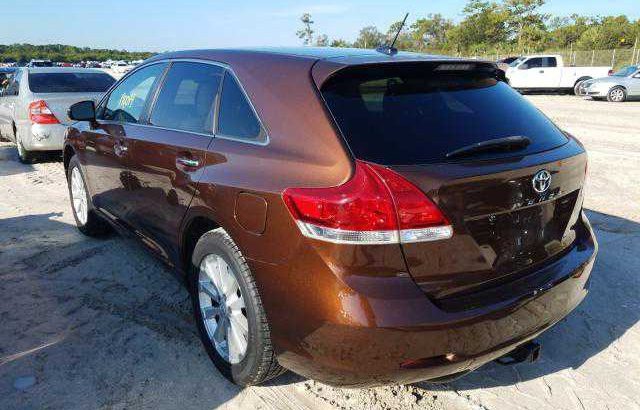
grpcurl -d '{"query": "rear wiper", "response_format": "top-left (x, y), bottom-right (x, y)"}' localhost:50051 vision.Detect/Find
top-left (445, 136), bottom-right (531, 159)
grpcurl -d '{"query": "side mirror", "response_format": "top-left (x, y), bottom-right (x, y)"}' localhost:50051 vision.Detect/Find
top-left (68, 100), bottom-right (96, 122)
top-left (518, 63), bottom-right (528, 70)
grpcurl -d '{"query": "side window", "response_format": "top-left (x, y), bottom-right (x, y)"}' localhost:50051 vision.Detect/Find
top-left (522, 58), bottom-right (543, 69)
top-left (217, 72), bottom-right (266, 143)
top-left (5, 71), bottom-right (21, 96)
top-left (149, 62), bottom-right (223, 134)
top-left (543, 57), bottom-right (557, 68)
top-left (99, 63), bottom-right (166, 123)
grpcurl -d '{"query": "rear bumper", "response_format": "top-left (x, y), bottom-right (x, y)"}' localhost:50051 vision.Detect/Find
top-left (22, 123), bottom-right (67, 151)
top-left (268, 211), bottom-right (597, 387)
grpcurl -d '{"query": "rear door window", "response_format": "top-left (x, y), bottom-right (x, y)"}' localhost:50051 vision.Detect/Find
top-left (149, 62), bottom-right (223, 134)
top-left (543, 57), bottom-right (557, 68)
top-left (321, 63), bottom-right (568, 165)
top-left (217, 72), bottom-right (266, 143)
top-left (99, 63), bottom-right (167, 123)
top-left (28, 72), bottom-right (116, 93)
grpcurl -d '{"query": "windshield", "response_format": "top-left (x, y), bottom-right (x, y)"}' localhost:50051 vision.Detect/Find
top-left (29, 72), bottom-right (116, 93)
top-left (612, 66), bottom-right (639, 77)
top-left (509, 57), bottom-right (525, 67)
top-left (321, 63), bottom-right (568, 165)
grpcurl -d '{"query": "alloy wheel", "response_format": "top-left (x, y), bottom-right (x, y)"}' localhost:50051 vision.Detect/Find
top-left (70, 167), bottom-right (88, 225)
top-left (609, 88), bottom-right (625, 102)
top-left (198, 254), bottom-right (249, 364)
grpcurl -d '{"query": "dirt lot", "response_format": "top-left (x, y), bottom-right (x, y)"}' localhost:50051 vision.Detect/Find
top-left (1, 95), bottom-right (639, 410)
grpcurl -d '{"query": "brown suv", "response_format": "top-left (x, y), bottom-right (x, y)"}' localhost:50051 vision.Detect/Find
top-left (64, 48), bottom-right (597, 387)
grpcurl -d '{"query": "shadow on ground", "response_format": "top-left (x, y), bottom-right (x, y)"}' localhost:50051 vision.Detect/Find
top-left (417, 209), bottom-right (640, 391)
top-left (1, 209), bottom-right (638, 408)
top-left (0, 144), bottom-right (62, 177)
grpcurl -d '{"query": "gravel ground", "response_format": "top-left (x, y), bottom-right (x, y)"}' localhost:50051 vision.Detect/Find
top-left (0, 95), bottom-right (639, 410)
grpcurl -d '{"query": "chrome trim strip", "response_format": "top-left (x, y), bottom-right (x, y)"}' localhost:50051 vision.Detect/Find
top-left (296, 221), bottom-right (453, 245)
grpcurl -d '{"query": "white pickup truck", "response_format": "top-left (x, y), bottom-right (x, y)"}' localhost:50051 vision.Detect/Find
top-left (505, 54), bottom-right (611, 94)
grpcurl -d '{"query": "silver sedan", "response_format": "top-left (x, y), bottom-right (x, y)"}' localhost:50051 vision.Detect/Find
top-left (0, 67), bottom-right (115, 162)
top-left (579, 65), bottom-right (640, 102)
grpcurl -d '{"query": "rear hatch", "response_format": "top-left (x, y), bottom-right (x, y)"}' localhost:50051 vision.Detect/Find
top-left (28, 71), bottom-right (116, 125)
top-left (319, 61), bottom-right (587, 301)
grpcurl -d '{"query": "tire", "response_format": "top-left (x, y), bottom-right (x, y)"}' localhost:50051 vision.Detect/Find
top-left (189, 228), bottom-right (285, 386)
top-left (16, 131), bottom-right (38, 164)
top-left (573, 78), bottom-right (591, 96)
top-left (607, 86), bottom-right (627, 102)
top-left (66, 156), bottom-right (111, 236)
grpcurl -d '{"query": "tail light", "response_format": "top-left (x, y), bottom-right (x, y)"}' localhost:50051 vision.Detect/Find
top-left (282, 161), bottom-right (452, 245)
top-left (28, 100), bottom-right (59, 124)
top-left (608, 69), bottom-right (614, 76)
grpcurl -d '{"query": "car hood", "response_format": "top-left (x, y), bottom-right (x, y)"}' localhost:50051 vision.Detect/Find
top-left (584, 76), bottom-right (631, 88)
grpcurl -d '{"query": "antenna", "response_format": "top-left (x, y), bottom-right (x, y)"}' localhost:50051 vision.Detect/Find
top-left (376, 13), bottom-right (409, 56)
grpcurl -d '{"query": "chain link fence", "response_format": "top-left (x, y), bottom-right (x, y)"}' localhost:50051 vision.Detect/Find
top-left (470, 49), bottom-right (640, 69)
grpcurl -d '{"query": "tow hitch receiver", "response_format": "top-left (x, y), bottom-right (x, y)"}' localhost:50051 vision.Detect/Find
top-left (495, 341), bottom-right (541, 365)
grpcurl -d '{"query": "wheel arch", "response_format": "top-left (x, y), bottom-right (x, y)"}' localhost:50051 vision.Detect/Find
top-left (63, 144), bottom-right (76, 171)
top-left (180, 211), bottom-right (222, 276)
top-left (574, 76), bottom-right (592, 86)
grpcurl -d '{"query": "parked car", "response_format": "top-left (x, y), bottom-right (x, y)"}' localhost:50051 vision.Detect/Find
top-left (505, 54), bottom-right (611, 93)
top-left (27, 59), bottom-right (54, 68)
top-left (63, 48), bottom-right (597, 387)
top-left (579, 65), bottom-right (640, 102)
top-left (0, 67), bottom-right (116, 162)
top-left (0, 67), bottom-right (16, 90)
top-left (496, 56), bottom-right (520, 72)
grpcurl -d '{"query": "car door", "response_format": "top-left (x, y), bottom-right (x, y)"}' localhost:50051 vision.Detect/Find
top-left (81, 62), bottom-right (168, 220)
top-left (538, 56), bottom-right (562, 87)
top-left (509, 58), bottom-right (541, 88)
top-left (0, 70), bottom-right (21, 140)
top-left (124, 61), bottom-right (223, 263)
top-left (629, 70), bottom-right (640, 95)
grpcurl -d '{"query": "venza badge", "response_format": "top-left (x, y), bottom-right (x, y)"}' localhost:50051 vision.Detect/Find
top-left (532, 170), bottom-right (552, 193)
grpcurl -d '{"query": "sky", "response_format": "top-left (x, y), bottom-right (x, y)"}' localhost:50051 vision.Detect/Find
top-left (1, 0), bottom-right (639, 52)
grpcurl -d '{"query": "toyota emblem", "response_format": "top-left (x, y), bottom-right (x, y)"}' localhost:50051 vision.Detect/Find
top-left (532, 170), bottom-right (551, 193)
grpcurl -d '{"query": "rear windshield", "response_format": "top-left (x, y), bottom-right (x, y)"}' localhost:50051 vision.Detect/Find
top-left (321, 63), bottom-right (568, 165)
top-left (29, 72), bottom-right (116, 93)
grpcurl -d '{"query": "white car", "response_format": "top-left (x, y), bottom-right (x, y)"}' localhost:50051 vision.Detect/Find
top-left (0, 67), bottom-right (115, 163)
top-left (505, 54), bottom-right (611, 94)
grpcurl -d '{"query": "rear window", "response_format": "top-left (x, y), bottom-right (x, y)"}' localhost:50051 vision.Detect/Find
top-left (321, 63), bottom-right (568, 165)
top-left (29, 72), bottom-right (116, 93)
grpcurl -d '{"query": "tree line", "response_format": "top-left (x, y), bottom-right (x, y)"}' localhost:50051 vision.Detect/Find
top-left (297, 0), bottom-right (640, 55)
top-left (0, 44), bottom-right (154, 64)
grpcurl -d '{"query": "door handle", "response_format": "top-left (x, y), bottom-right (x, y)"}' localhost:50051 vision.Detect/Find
top-left (177, 157), bottom-right (200, 167)
top-left (539, 70), bottom-right (545, 73)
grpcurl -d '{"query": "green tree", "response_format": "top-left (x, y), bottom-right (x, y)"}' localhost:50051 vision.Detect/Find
top-left (503, 0), bottom-right (548, 48)
top-left (411, 14), bottom-right (454, 51)
top-left (296, 13), bottom-right (315, 46)
top-left (315, 34), bottom-right (329, 47)
top-left (353, 26), bottom-right (385, 49)
top-left (329, 39), bottom-right (350, 48)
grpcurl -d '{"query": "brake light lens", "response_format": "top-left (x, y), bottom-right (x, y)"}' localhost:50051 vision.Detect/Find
top-left (283, 161), bottom-right (453, 245)
top-left (28, 100), bottom-right (59, 124)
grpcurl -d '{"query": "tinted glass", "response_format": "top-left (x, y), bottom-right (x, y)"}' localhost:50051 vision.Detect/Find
top-left (4, 71), bottom-right (21, 96)
top-left (522, 58), bottom-right (543, 69)
top-left (100, 63), bottom-right (166, 123)
top-left (544, 57), bottom-right (557, 68)
top-left (150, 62), bottom-right (223, 134)
top-left (613, 66), bottom-right (639, 77)
top-left (217, 73), bottom-right (265, 142)
top-left (28, 72), bottom-right (116, 93)
top-left (321, 63), bottom-right (568, 165)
